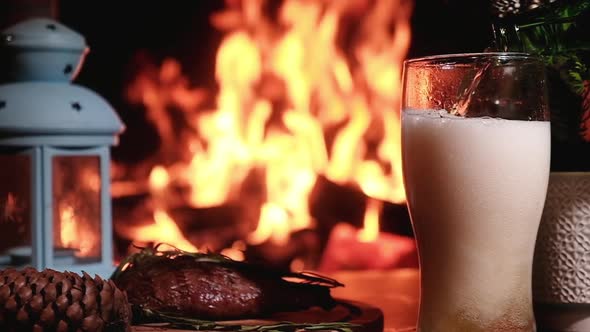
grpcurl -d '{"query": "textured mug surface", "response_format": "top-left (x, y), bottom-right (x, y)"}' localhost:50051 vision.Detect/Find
top-left (533, 172), bottom-right (590, 331)
top-left (533, 172), bottom-right (590, 303)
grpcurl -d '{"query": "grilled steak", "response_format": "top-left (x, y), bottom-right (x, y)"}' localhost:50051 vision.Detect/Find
top-left (112, 248), bottom-right (341, 320)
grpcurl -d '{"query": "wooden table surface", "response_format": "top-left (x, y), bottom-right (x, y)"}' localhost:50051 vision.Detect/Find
top-left (330, 269), bottom-right (419, 332)
top-left (132, 268), bottom-right (420, 332)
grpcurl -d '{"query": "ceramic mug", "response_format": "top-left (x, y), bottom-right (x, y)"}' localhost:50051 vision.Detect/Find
top-left (534, 172), bottom-right (590, 331)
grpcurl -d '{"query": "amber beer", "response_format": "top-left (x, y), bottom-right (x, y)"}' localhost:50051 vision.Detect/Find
top-left (401, 53), bottom-right (550, 332)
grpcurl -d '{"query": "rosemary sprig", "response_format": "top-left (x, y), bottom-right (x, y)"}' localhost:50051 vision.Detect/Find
top-left (137, 308), bottom-right (360, 332)
top-left (111, 243), bottom-right (343, 288)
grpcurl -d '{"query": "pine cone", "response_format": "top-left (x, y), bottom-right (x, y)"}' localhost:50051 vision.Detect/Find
top-left (0, 268), bottom-right (131, 332)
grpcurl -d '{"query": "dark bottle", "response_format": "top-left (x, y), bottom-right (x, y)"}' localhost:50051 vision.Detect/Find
top-left (490, 0), bottom-right (590, 171)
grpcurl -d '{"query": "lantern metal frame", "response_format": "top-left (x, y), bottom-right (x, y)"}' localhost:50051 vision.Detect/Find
top-left (0, 18), bottom-right (124, 277)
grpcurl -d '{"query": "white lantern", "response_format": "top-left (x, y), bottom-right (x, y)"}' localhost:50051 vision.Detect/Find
top-left (0, 18), bottom-right (124, 277)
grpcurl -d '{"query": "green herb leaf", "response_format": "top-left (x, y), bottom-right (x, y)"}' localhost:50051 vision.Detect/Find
top-left (111, 243), bottom-right (343, 288)
top-left (136, 307), bottom-right (361, 332)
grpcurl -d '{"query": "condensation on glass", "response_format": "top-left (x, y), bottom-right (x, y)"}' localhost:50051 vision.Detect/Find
top-left (52, 155), bottom-right (102, 264)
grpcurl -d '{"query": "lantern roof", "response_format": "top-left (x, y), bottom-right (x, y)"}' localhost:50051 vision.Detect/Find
top-left (2, 18), bottom-right (86, 52)
top-left (1, 18), bottom-right (89, 82)
top-left (0, 18), bottom-right (124, 147)
top-left (0, 82), bottom-right (124, 137)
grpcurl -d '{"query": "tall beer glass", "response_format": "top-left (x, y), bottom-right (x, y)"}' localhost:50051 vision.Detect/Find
top-left (401, 53), bottom-right (550, 331)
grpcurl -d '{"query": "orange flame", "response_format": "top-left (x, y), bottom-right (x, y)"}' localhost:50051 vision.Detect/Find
top-left (221, 240), bottom-right (246, 261)
top-left (358, 198), bottom-right (382, 242)
top-left (116, 0), bottom-right (412, 253)
top-left (124, 209), bottom-right (198, 252)
top-left (2, 193), bottom-right (21, 223)
top-left (60, 205), bottom-right (77, 249)
top-left (248, 202), bottom-right (290, 245)
top-left (59, 204), bottom-right (99, 257)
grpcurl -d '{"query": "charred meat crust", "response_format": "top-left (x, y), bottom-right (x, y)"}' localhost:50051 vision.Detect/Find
top-left (114, 256), bottom-right (336, 320)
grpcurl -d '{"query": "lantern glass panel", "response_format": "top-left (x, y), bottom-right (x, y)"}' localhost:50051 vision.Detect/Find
top-left (52, 155), bottom-right (101, 263)
top-left (0, 154), bottom-right (32, 267)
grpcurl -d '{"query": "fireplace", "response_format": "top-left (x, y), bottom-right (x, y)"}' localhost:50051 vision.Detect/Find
top-left (11, 0), bottom-right (429, 272)
top-left (114, 0), bottom-right (416, 271)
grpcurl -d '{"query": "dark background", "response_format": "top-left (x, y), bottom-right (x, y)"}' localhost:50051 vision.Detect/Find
top-left (56, 0), bottom-right (493, 96)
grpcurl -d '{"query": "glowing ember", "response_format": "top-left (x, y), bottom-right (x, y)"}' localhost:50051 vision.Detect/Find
top-left (115, 0), bottom-right (412, 259)
top-left (319, 222), bottom-right (417, 272)
top-left (149, 165), bottom-right (170, 192)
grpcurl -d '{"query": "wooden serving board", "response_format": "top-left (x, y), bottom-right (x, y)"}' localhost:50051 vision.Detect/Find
top-left (131, 299), bottom-right (384, 332)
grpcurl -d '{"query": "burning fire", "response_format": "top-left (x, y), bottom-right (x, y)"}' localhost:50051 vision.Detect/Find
top-left (56, 157), bottom-right (103, 259)
top-left (2, 193), bottom-right (21, 223)
top-left (122, 209), bottom-right (199, 253)
top-left (60, 205), bottom-right (77, 249)
top-left (114, 0), bottom-right (412, 261)
top-left (358, 198), bottom-right (382, 243)
top-left (58, 203), bottom-right (100, 257)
